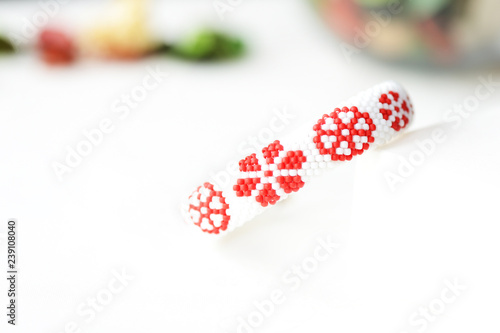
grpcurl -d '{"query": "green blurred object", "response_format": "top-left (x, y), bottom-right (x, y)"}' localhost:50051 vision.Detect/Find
top-left (0, 34), bottom-right (15, 53)
top-left (171, 29), bottom-right (244, 61)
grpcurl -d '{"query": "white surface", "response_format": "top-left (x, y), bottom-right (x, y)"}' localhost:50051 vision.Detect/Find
top-left (1, 1), bottom-right (500, 332)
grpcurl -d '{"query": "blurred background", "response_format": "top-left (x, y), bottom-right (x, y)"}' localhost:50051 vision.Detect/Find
top-left (1, 0), bottom-right (500, 332)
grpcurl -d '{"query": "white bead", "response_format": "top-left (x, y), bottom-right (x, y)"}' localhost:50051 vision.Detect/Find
top-left (200, 218), bottom-right (211, 230)
top-left (211, 215), bottom-right (222, 228)
top-left (344, 148), bottom-right (351, 155)
top-left (289, 170), bottom-right (297, 176)
top-left (340, 141), bottom-right (348, 148)
top-left (342, 129), bottom-right (349, 136)
top-left (336, 148), bottom-right (343, 155)
top-left (324, 141), bottom-right (332, 149)
top-left (281, 169), bottom-right (289, 176)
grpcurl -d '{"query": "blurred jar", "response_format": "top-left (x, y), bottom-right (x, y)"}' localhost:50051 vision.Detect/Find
top-left (311, 0), bottom-right (500, 66)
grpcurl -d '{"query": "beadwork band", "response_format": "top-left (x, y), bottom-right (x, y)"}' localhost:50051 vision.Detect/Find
top-left (182, 81), bottom-right (414, 235)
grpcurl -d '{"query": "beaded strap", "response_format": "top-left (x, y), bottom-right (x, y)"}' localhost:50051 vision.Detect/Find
top-left (182, 81), bottom-right (414, 235)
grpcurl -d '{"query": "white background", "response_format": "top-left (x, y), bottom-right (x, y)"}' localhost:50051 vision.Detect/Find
top-left (1, 0), bottom-right (500, 332)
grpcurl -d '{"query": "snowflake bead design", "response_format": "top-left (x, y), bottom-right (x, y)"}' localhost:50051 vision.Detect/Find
top-left (313, 106), bottom-right (375, 161)
top-left (378, 91), bottom-right (411, 132)
top-left (234, 141), bottom-right (306, 207)
top-left (187, 182), bottom-right (230, 234)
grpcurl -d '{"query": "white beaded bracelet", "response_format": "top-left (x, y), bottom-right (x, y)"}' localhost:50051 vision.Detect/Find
top-left (182, 81), bottom-right (414, 235)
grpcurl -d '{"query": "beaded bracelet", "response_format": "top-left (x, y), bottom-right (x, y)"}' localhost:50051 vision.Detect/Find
top-left (182, 81), bottom-right (414, 235)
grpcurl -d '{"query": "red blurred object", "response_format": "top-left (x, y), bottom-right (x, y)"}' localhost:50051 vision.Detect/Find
top-left (38, 28), bottom-right (76, 65)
